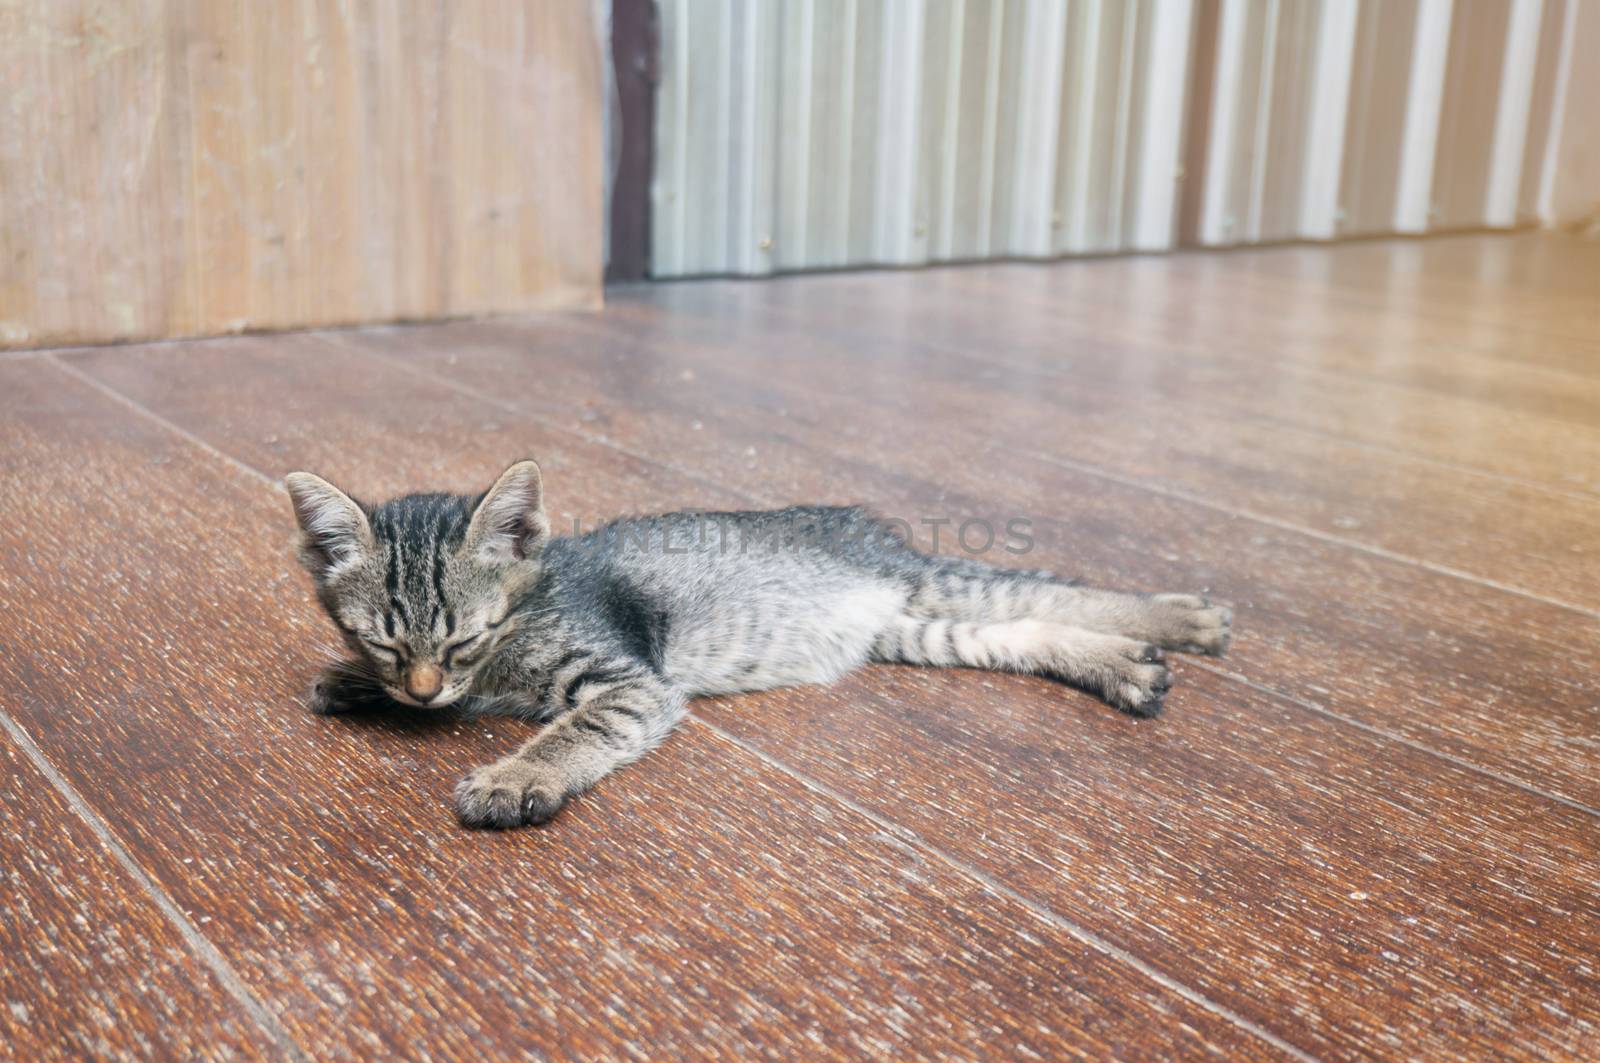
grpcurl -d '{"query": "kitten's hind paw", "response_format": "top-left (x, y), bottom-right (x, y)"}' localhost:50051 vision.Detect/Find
top-left (454, 759), bottom-right (570, 829)
top-left (1147, 594), bottom-right (1233, 656)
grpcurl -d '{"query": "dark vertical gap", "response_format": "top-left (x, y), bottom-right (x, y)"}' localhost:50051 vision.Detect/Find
top-left (607, 0), bottom-right (661, 283)
top-left (1176, 0), bottom-right (1221, 247)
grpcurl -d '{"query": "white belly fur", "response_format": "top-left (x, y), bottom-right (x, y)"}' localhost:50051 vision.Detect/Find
top-left (666, 583), bottom-right (905, 695)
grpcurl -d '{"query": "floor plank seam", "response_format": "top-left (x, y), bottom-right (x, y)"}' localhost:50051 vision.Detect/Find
top-left (309, 331), bottom-right (770, 508)
top-left (544, 306), bottom-right (1600, 568)
top-left (31, 315), bottom-right (1599, 1054)
top-left (1299, 360), bottom-right (1600, 418)
top-left (1218, 305), bottom-right (1600, 369)
top-left (1190, 662), bottom-right (1600, 818)
top-left (1021, 449), bottom-right (1600, 621)
top-left (943, 265), bottom-right (1600, 397)
top-left (598, 291), bottom-right (1600, 505)
top-left (1225, 260), bottom-right (1600, 354)
top-left (41, 343), bottom-right (1312, 1053)
top-left (1234, 415), bottom-right (1600, 505)
top-left (9, 235), bottom-right (1593, 1058)
top-left (689, 716), bottom-right (1325, 1063)
top-left (47, 356), bottom-right (285, 493)
top-left (295, 332), bottom-right (1600, 821)
top-left (0, 710), bottom-right (308, 1060)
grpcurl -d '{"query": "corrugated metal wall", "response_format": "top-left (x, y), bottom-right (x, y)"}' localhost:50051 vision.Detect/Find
top-left (653, 0), bottom-right (1194, 275)
top-left (1184, 0), bottom-right (1364, 243)
top-left (652, 0), bottom-right (1586, 276)
top-left (1190, 0), bottom-right (1556, 245)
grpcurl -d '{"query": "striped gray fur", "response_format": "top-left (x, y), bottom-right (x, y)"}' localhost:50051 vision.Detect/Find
top-left (287, 460), bottom-right (1232, 829)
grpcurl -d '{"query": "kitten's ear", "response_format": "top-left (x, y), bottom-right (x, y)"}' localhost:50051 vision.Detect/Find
top-left (465, 459), bottom-right (549, 564)
top-left (284, 472), bottom-right (374, 579)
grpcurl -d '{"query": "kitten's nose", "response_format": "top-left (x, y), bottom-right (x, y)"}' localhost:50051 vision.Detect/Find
top-left (405, 663), bottom-right (443, 703)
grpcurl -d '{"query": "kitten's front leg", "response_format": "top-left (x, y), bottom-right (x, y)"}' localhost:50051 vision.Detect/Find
top-left (453, 671), bottom-right (686, 828)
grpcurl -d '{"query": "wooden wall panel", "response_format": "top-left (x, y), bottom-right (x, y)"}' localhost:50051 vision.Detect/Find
top-left (0, 1), bottom-right (603, 350)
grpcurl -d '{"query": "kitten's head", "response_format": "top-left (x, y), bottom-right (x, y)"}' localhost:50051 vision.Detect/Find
top-left (285, 460), bottom-right (549, 708)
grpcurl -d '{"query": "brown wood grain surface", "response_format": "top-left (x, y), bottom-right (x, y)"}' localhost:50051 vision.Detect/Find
top-left (696, 670), bottom-right (1600, 1062)
top-left (623, 249), bottom-right (1600, 488)
top-left (1218, 235), bottom-right (1600, 338)
top-left (0, 357), bottom-right (1278, 1059)
top-left (281, 310), bottom-right (1600, 813)
top-left (61, 248), bottom-right (1600, 1055)
top-left (0, 727), bottom-right (273, 1058)
top-left (8, 232), bottom-right (1598, 1059)
top-left (601, 277), bottom-right (1600, 609)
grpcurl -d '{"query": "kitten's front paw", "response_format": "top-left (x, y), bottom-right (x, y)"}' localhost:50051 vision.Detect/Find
top-left (307, 672), bottom-right (355, 715)
top-left (453, 759), bottom-right (569, 829)
top-left (1147, 594), bottom-right (1233, 656)
top-left (307, 661), bottom-right (392, 715)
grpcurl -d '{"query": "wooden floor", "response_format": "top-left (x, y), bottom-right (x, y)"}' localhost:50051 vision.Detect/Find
top-left (2, 233), bottom-right (1597, 1060)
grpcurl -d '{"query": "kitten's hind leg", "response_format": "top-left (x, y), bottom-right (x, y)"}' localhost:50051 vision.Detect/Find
top-left (454, 667), bottom-right (687, 828)
top-left (872, 615), bottom-right (1172, 716)
top-left (902, 555), bottom-right (1231, 656)
top-left (1128, 593), bottom-right (1233, 655)
top-left (1028, 588), bottom-right (1232, 655)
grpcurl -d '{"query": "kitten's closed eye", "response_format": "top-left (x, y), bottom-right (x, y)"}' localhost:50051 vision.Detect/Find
top-left (443, 633), bottom-right (483, 667)
top-left (362, 638), bottom-right (407, 665)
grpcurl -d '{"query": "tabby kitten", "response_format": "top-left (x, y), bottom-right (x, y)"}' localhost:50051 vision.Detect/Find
top-left (286, 460), bottom-right (1231, 829)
